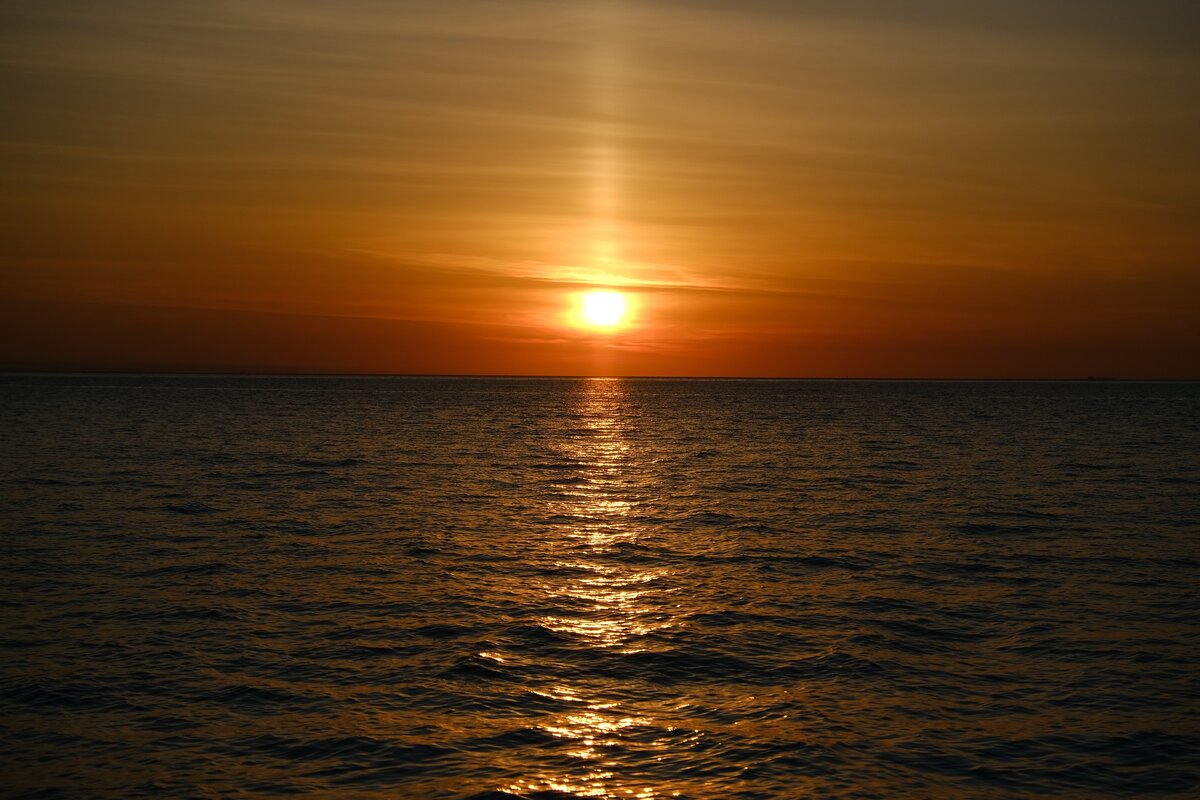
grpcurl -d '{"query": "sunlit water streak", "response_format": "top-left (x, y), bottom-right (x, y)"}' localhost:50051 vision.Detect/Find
top-left (1, 376), bottom-right (1198, 799)
top-left (510, 379), bottom-right (675, 798)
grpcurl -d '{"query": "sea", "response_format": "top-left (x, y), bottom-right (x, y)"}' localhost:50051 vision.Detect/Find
top-left (1, 375), bottom-right (1198, 798)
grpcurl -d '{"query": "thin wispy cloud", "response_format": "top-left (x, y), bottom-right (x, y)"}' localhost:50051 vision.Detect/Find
top-left (2, 0), bottom-right (1197, 375)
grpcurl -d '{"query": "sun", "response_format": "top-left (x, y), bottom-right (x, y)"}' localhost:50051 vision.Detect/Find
top-left (578, 289), bottom-right (629, 329)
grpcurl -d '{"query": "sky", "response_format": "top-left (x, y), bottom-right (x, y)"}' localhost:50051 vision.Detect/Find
top-left (2, 0), bottom-right (1198, 377)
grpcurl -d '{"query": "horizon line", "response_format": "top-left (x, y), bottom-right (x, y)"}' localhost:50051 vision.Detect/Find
top-left (2, 370), bottom-right (1197, 383)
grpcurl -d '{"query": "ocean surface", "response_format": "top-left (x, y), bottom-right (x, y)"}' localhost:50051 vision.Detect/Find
top-left (2, 375), bottom-right (1198, 798)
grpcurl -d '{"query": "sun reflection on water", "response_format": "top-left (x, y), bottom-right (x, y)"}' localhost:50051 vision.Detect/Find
top-left (503, 377), bottom-right (682, 799)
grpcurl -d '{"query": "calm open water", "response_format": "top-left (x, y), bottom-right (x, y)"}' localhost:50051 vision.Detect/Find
top-left (2, 376), bottom-right (1198, 798)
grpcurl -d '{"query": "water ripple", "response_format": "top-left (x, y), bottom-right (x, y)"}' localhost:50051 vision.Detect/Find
top-left (1, 376), bottom-right (1197, 798)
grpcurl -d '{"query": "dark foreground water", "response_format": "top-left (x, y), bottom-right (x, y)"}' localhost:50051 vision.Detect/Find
top-left (2, 376), bottom-right (1198, 798)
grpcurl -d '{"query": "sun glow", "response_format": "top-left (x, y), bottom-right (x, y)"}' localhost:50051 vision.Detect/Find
top-left (577, 289), bottom-right (629, 330)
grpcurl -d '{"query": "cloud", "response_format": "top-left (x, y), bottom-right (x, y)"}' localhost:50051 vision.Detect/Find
top-left (1, 1), bottom-right (1197, 375)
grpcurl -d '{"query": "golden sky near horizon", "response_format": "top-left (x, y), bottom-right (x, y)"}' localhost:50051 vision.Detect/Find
top-left (2, 0), bottom-right (1198, 376)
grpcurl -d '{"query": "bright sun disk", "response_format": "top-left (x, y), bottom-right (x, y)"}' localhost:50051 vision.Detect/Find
top-left (580, 290), bottom-right (628, 328)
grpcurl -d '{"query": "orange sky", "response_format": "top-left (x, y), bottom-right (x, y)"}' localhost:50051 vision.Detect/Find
top-left (2, 1), bottom-right (1198, 377)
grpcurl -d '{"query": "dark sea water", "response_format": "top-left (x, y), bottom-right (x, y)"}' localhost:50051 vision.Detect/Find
top-left (2, 376), bottom-right (1198, 799)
